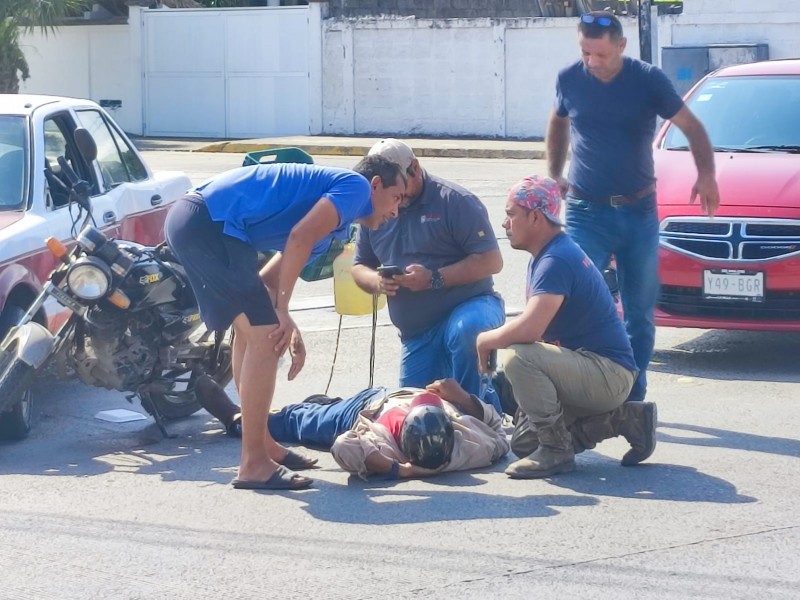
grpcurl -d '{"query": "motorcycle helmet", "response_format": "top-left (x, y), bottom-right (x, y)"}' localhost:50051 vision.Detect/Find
top-left (399, 401), bottom-right (455, 469)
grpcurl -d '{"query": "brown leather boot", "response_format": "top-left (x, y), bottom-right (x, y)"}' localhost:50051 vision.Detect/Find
top-left (512, 409), bottom-right (593, 457)
top-left (194, 374), bottom-right (242, 437)
top-left (493, 370), bottom-right (519, 418)
top-left (510, 409), bottom-right (539, 458)
top-left (505, 416), bottom-right (575, 479)
top-left (567, 421), bottom-right (595, 454)
top-left (571, 402), bottom-right (657, 466)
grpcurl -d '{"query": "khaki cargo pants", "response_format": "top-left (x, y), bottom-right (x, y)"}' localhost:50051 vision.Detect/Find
top-left (502, 342), bottom-right (636, 456)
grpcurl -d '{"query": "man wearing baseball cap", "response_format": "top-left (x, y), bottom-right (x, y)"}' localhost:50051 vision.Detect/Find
top-left (476, 175), bottom-right (658, 479)
top-left (352, 139), bottom-right (506, 414)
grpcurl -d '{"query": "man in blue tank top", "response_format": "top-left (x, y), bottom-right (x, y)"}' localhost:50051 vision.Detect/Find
top-left (546, 12), bottom-right (720, 402)
top-left (477, 176), bottom-right (657, 479)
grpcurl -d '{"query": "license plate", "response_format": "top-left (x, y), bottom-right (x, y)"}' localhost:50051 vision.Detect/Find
top-left (46, 282), bottom-right (86, 314)
top-left (702, 269), bottom-right (764, 302)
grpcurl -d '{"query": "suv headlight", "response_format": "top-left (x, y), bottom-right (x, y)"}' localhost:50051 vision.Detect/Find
top-left (66, 257), bottom-right (112, 300)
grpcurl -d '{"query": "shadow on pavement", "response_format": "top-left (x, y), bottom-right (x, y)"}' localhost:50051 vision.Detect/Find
top-left (0, 409), bottom-right (240, 481)
top-left (549, 456), bottom-right (757, 504)
top-left (287, 479), bottom-right (599, 525)
top-left (658, 422), bottom-right (800, 458)
top-left (650, 330), bottom-right (800, 383)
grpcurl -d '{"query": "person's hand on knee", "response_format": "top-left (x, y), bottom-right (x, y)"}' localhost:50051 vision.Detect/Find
top-left (269, 308), bottom-right (295, 355)
top-left (287, 328), bottom-right (306, 381)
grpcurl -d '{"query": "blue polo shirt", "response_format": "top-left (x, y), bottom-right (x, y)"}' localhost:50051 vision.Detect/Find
top-left (555, 56), bottom-right (684, 199)
top-left (528, 233), bottom-right (636, 372)
top-left (195, 163), bottom-right (372, 257)
top-left (354, 172), bottom-right (499, 339)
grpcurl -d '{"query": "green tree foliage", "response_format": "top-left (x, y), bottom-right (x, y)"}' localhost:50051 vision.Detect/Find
top-left (0, 0), bottom-right (87, 93)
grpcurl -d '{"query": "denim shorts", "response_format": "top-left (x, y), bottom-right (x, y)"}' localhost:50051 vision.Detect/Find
top-left (164, 194), bottom-right (277, 332)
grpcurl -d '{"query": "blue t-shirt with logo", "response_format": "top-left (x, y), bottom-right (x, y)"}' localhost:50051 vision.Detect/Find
top-left (527, 233), bottom-right (636, 372)
top-left (354, 172), bottom-right (499, 339)
top-left (195, 163), bottom-right (372, 257)
top-left (555, 56), bottom-right (684, 199)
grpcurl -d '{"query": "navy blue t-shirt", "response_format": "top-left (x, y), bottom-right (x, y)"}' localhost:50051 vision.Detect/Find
top-left (354, 172), bottom-right (499, 339)
top-left (527, 233), bottom-right (636, 372)
top-left (555, 56), bottom-right (684, 199)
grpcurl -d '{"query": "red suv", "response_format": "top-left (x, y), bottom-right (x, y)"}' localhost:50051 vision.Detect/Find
top-left (654, 59), bottom-right (800, 332)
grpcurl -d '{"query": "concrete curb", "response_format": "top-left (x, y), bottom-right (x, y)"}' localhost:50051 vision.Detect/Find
top-left (196, 140), bottom-right (546, 160)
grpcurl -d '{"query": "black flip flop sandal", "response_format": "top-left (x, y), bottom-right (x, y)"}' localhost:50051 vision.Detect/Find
top-left (231, 466), bottom-right (313, 490)
top-left (279, 448), bottom-right (319, 470)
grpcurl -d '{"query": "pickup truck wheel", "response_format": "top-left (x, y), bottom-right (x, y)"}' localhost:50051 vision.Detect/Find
top-left (0, 306), bottom-right (35, 441)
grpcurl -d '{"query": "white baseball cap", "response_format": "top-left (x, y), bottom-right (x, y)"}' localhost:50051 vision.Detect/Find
top-left (367, 138), bottom-right (416, 172)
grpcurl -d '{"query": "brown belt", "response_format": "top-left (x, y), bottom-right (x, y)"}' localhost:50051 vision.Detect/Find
top-left (570, 184), bottom-right (656, 207)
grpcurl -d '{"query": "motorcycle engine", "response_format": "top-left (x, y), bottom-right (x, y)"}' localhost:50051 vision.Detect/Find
top-left (73, 307), bottom-right (160, 391)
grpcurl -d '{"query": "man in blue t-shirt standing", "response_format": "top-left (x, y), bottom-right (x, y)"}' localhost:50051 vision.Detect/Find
top-left (477, 176), bottom-right (657, 479)
top-left (165, 156), bottom-right (405, 491)
top-left (546, 12), bottom-right (720, 402)
top-left (352, 139), bottom-right (505, 414)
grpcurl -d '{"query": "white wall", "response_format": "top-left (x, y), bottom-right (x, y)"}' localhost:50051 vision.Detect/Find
top-left (321, 1), bottom-right (800, 138)
top-left (504, 18), bottom-right (640, 137)
top-left (663, 0), bottom-right (800, 59)
top-left (18, 24), bottom-right (142, 134)
top-left (17, 1), bottom-right (800, 139)
top-left (322, 16), bottom-right (640, 138)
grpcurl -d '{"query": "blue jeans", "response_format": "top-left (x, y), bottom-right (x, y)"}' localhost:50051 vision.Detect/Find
top-left (268, 387), bottom-right (386, 449)
top-left (565, 195), bottom-right (659, 402)
top-left (399, 294), bottom-right (505, 414)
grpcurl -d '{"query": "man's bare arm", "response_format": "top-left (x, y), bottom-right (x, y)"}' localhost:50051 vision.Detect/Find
top-left (351, 263), bottom-right (401, 296)
top-left (669, 105), bottom-right (721, 216)
top-left (546, 109), bottom-right (571, 194)
top-left (437, 249), bottom-right (503, 287)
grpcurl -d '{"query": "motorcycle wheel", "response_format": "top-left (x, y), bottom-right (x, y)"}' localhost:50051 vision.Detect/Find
top-left (0, 306), bottom-right (35, 441)
top-left (142, 331), bottom-right (233, 421)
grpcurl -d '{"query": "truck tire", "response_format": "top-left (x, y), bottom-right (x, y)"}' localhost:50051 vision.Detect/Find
top-left (0, 305), bottom-right (34, 441)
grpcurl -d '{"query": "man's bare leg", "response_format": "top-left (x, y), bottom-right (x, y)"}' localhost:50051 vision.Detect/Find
top-left (232, 313), bottom-right (310, 484)
top-left (230, 316), bottom-right (300, 465)
top-left (232, 326), bottom-right (245, 391)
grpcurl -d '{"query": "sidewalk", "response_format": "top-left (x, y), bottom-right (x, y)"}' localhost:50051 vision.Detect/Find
top-left (191, 135), bottom-right (547, 160)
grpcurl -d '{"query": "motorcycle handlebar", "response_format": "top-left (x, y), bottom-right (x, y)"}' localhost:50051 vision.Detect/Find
top-left (57, 156), bottom-right (80, 186)
top-left (57, 156), bottom-right (92, 213)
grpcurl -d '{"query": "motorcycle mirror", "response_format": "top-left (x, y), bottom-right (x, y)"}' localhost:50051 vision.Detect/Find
top-left (73, 128), bottom-right (98, 163)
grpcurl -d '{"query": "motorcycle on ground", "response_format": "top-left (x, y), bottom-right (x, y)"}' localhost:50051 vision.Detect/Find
top-left (0, 128), bottom-right (232, 439)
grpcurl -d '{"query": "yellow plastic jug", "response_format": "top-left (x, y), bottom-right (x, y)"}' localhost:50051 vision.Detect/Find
top-left (333, 243), bottom-right (387, 315)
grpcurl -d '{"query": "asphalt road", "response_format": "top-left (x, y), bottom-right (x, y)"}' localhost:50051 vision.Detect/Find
top-left (1, 152), bottom-right (798, 599)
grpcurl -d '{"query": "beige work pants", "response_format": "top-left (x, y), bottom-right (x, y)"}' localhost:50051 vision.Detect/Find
top-left (503, 342), bottom-right (636, 430)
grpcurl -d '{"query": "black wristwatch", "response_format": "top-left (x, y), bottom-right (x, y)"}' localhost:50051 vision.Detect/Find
top-left (430, 268), bottom-right (445, 290)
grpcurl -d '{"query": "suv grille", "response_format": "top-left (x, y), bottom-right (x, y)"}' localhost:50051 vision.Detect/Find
top-left (744, 224), bottom-right (800, 237)
top-left (663, 222), bottom-right (730, 235)
top-left (660, 218), bottom-right (800, 261)
top-left (659, 286), bottom-right (800, 320)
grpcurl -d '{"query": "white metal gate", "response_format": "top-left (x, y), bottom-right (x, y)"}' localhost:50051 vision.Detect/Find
top-left (142, 7), bottom-right (310, 138)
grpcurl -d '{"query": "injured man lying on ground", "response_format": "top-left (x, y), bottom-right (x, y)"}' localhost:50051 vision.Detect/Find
top-left (196, 375), bottom-right (510, 480)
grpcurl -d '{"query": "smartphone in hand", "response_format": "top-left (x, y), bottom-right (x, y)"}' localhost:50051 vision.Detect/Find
top-left (487, 350), bottom-right (497, 372)
top-left (377, 265), bottom-right (404, 278)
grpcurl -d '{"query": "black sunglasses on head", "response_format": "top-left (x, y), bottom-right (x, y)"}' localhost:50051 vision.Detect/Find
top-left (581, 14), bottom-right (614, 26)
